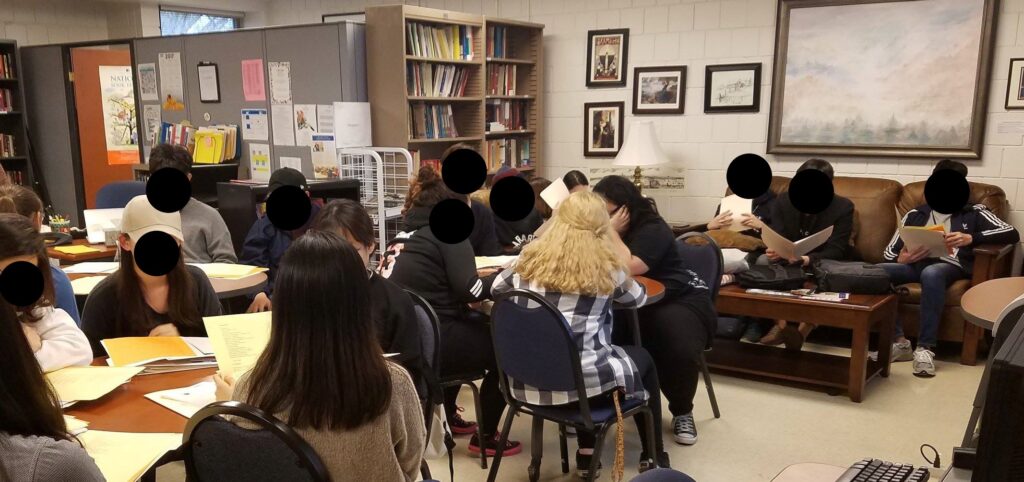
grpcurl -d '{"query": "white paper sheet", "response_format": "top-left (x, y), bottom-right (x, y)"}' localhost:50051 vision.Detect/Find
top-left (271, 104), bottom-right (295, 146)
top-left (899, 227), bottom-right (949, 258)
top-left (137, 63), bottom-right (158, 101)
top-left (293, 104), bottom-right (318, 147)
top-left (268, 61), bottom-right (292, 104)
top-left (157, 52), bottom-right (184, 110)
top-left (719, 194), bottom-right (753, 232)
top-left (241, 108), bottom-right (268, 141)
top-left (332, 102), bottom-right (372, 148)
top-left (280, 156), bottom-right (302, 172)
top-left (197, 64), bottom-right (219, 102)
top-left (61, 262), bottom-right (120, 274)
top-left (540, 178), bottom-right (570, 210)
top-left (143, 104), bottom-right (161, 145)
top-left (144, 381), bottom-right (216, 418)
top-left (317, 104), bottom-right (335, 134)
top-left (760, 225), bottom-right (834, 260)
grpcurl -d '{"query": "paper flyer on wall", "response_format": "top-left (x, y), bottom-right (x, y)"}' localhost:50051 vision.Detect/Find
top-left (143, 105), bottom-right (161, 146)
top-left (137, 63), bottom-right (158, 101)
top-left (157, 52), bottom-right (184, 110)
top-left (310, 133), bottom-right (339, 179)
top-left (248, 143), bottom-right (271, 183)
top-left (332, 102), bottom-right (372, 148)
top-left (98, 65), bottom-right (140, 166)
top-left (293, 104), bottom-right (318, 147)
top-left (280, 156), bottom-right (302, 172)
top-left (241, 59), bottom-right (266, 101)
top-left (270, 104), bottom-right (295, 146)
top-left (241, 108), bottom-right (268, 141)
top-left (316, 104), bottom-right (335, 134)
top-left (268, 61), bottom-right (291, 104)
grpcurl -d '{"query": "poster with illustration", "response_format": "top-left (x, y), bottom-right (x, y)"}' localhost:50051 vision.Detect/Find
top-left (158, 52), bottom-right (185, 111)
top-left (294, 104), bottom-right (318, 147)
top-left (310, 133), bottom-right (339, 179)
top-left (137, 63), bottom-right (158, 101)
top-left (99, 65), bottom-right (139, 165)
top-left (586, 29), bottom-right (629, 87)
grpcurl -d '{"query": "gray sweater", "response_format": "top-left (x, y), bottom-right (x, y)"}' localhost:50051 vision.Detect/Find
top-left (181, 198), bottom-right (237, 264)
top-left (0, 433), bottom-right (104, 481)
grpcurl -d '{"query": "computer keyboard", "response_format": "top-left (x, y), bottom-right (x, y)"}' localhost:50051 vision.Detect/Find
top-left (836, 458), bottom-right (931, 482)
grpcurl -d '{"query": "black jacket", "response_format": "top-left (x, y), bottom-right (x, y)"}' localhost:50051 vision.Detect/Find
top-left (369, 272), bottom-right (427, 395)
top-left (883, 204), bottom-right (1019, 274)
top-left (470, 201), bottom-right (502, 256)
top-left (379, 206), bottom-right (496, 323)
top-left (768, 192), bottom-right (855, 264)
top-left (494, 208), bottom-right (544, 253)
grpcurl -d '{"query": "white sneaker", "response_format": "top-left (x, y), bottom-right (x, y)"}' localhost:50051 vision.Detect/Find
top-left (913, 347), bottom-right (936, 378)
top-left (892, 340), bottom-right (914, 362)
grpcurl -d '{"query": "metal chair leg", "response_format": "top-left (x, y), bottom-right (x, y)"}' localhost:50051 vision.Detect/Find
top-left (528, 416), bottom-right (544, 482)
top-left (701, 352), bottom-right (721, 419)
top-left (558, 423), bottom-right (569, 474)
top-left (588, 426), bottom-right (610, 482)
top-left (465, 381), bottom-right (487, 469)
top-left (486, 409), bottom-right (518, 482)
top-left (419, 459), bottom-right (432, 481)
top-left (640, 407), bottom-right (658, 468)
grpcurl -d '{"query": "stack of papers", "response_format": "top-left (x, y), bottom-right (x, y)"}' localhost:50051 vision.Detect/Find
top-left (53, 245), bottom-right (102, 255)
top-left (203, 312), bottom-right (273, 378)
top-left (475, 256), bottom-right (518, 270)
top-left (79, 430), bottom-right (181, 482)
top-left (102, 337), bottom-right (217, 374)
top-left (61, 262), bottom-right (120, 274)
top-left (192, 125), bottom-right (239, 164)
top-left (899, 225), bottom-right (950, 258)
top-left (63, 415), bottom-right (89, 435)
top-left (189, 263), bottom-right (269, 279)
top-left (45, 366), bottom-right (144, 406)
top-left (719, 195), bottom-right (754, 232)
top-left (745, 288), bottom-right (850, 303)
top-left (145, 381), bottom-right (216, 418)
top-left (70, 276), bottom-right (107, 296)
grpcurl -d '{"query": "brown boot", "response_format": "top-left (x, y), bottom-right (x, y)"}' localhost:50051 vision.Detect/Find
top-left (759, 324), bottom-right (785, 345)
top-left (782, 322), bottom-right (816, 351)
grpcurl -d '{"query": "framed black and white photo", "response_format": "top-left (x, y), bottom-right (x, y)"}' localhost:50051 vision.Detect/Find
top-left (587, 29), bottom-right (629, 87)
top-left (584, 102), bottom-right (624, 157)
top-left (704, 63), bottom-right (761, 113)
top-left (1007, 58), bottom-right (1024, 109)
top-left (633, 66), bottom-right (686, 114)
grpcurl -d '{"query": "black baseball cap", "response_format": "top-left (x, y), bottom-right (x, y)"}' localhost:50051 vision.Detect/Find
top-left (268, 167), bottom-right (308, 192)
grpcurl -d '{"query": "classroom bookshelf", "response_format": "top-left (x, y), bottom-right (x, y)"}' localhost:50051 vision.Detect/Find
top-left (365, 5), bottom-right (543, 175)
top-left (0, 40), bottom-right (33, 187)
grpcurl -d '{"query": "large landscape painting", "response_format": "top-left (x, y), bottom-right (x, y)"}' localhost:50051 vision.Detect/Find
top-left (768, 0), bottom-right (996, 158)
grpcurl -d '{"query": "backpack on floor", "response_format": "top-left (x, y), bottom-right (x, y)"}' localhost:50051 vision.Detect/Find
top-left (813, 260), bottom-right (892, 295)
top-left (735, 265), bottom-right (807, 290)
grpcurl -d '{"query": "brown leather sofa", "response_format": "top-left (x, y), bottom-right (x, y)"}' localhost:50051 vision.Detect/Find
top-left (721, 176), bottom-right (1014, 365)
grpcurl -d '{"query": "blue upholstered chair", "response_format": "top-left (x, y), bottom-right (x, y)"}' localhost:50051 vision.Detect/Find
top-left (676, 231), bottom-right (724, 419)
top-left (95, 181), bottom-right (147, 209)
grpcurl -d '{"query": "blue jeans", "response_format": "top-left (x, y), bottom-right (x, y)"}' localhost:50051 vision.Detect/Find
top-left (879, 261), bottom-right (967, 348)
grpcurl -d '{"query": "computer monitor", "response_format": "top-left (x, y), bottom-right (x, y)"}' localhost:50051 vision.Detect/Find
top-left (83, 208), bottom-right (123, 244)
top-left (973, 312), bottom-right (1024, 481)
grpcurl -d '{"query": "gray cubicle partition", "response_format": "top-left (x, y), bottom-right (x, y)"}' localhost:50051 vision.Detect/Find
top-left (132, 36), bottom-right (189, 162)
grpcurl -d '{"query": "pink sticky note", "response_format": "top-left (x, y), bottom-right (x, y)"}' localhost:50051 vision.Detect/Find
top-left (242, 59), bottom-right (266, 102)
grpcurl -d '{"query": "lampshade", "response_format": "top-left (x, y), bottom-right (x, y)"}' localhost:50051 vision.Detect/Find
top-left (612, 120), bottom-right (670, 167)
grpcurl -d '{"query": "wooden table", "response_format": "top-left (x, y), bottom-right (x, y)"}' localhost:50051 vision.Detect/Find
top-left (68, 272), bottom-right (268, 299)
top-left (47, 239), bottom-right (118, 263)
top-left (710, 285), bottom-right (897, 402)
top-left (635, 275), bottom-right (665, 304)
top-left (960, 277), bottom-right (1024, 330)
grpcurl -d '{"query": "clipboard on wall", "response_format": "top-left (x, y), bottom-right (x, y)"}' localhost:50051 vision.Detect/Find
top-left (197, 62), bottom-right (220, 103)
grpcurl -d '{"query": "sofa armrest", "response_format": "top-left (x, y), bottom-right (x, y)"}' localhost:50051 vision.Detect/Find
top-left (671, 222), bottom-right (708, 237)
top-left (970, 243), bottom-right (1016, 286)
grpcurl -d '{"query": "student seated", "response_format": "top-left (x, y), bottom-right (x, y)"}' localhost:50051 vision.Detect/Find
top-left (81, 196), bottom-right (222, 356)
top-left (148, 144), bottom-right (237, 264)
top-left (214, 231), bottom-right (425, 481)
top-left (530, 177), bottom-right (553, 220)
top-left (491, 166), bottom-right (544, 253)
top-left (492, 191), bottom-right (669, 475)
top-left (0, 301), bottom-right (104, 481)
top-left (406, 166), bottom-right (501, 256)
top-left (706, 190), bottom-right (776, 237)
top-left (563, 169), bottom-right (590, 194)
top-left (311, 199), bottom-right (427, 395)
top-left (0, 185), bottom-right (80, 324)
top-left (759, 158), bottom-right (854, 348)
top-left (380, 174), bottom-right (521, 456)
top-left (240, 168), bottom-right (320, 312)
top-left (593, 176), bottom-right (717, 447)
top-left (880, 160), bottom-right (1020, 378)
top-left (0, 214), bottom-right (91, 372)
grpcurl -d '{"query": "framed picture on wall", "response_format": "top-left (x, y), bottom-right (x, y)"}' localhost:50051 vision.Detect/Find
top-left (633, 66), bottom-right (686, 114)
top-left (704, 63), bottom-right (761, 113)
top-left (1007, 58), bottom-right (1024, 109)
top-left (768, 0), bottom-right (997, 159)
top-left (586, 29), bottom-right (629, 87)
top-left (584, 102), bottom-right (624, 157)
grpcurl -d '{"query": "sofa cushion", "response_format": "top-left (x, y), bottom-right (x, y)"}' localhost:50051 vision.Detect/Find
top-left (832, 177), bottom-right (903, 264)
top-left (895, 279), bottom-right (972, 307)
top-left (898, 181), bottom-right (1008, 219)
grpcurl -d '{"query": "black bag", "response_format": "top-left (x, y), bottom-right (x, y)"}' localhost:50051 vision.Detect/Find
top-left (813, 260), bottom-right (892, 294)
top-left (736, 265), bottom-right (807, 290)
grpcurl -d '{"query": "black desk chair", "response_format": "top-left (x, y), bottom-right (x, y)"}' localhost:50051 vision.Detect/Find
top-left (487, 289), bottom-right (658, 482)
top-left (676, 232), bottom-right (723, 419)
top-left (406, 290), bottom-right (488, 470)
top-left (182, 400), bottom-right (329, 482)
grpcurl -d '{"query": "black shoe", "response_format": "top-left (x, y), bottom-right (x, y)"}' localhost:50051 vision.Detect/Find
top-left (575, 450), bottom-right (602, 479)
top-left (638, 451), bottom-right (670, 472)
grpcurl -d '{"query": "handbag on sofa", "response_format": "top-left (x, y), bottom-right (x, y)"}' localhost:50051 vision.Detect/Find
top-left (813, 260), bottom-right (892, 295)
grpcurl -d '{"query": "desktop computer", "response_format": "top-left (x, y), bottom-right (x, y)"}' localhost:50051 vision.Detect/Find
top-left (972, 312), bottom-right (1024, 481)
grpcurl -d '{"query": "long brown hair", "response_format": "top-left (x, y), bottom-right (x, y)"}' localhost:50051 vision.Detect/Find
top-left (0, 213), bottom-right (54, 321)
top-left (0, 184), bottom-right (43, 219)
top-left (113, 238), bottom-right (201, 335)
top-left (245, 231), bottom-right (392, 430)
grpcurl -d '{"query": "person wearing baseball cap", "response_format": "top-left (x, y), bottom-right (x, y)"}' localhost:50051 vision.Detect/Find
top-left (239, 168), bottom-right (320, 313)
top-left (80, 196), bottom-right (223, 356)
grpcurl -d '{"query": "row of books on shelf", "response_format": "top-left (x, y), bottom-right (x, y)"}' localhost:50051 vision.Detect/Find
top-left (406, 22), bottom-right (475, 61)
top-left (0, 133), bottom-right (16, 157)
top-left (486, 25), bottom-right (513, 58)
top-left (487, 64), bottom-right (518, 96)
top-left (409, 103), bottom-right (461, 140)
top-left (158, 122), bottom-right (241, 164)
top-left (0, 88), bottom-right (16, 112)
top-left (410, 150), bottom-right (442, 173)
top-left (407, 63), bottom-right (470, 98)
top-left (3, 168), bottom-right (25, 185)
top-left (486, 100), bottom-right (527, 132)
top-left (485, 138), bottom-right (531, 170)
top-left (0, 53), bottom-right (15, 79)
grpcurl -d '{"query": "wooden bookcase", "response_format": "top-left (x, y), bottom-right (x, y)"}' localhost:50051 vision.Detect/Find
top-left (0, 39), bottom-right (33, 187)
top-left (365, 5), bottom-right (543, 175)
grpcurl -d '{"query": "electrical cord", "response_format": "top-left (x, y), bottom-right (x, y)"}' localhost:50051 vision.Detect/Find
top-left (920, 443), bottom-right (940, 468)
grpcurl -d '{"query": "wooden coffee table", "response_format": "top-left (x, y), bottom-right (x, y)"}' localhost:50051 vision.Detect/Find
top-left (710, 285), bottom-right (897, 402)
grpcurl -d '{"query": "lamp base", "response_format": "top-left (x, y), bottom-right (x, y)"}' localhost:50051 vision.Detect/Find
top-left (633, 166), bottom-right (644, 194)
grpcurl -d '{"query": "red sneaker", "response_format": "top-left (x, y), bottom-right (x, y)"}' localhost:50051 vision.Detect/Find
top-left (448, 407), bottom-right (478, 436)
top-left (468, 433), bottom-right (522, 457)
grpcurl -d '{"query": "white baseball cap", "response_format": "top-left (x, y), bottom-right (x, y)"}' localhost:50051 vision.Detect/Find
top-left (120, 195), bottom-right (183, 242)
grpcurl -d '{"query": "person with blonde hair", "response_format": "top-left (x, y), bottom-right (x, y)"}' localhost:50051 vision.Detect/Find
top-left (492, 191), bottom-right (669, 477)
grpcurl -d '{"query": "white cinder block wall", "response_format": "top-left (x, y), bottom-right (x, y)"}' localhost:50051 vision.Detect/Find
top-left (263, 0), bottom-right (1024, 233)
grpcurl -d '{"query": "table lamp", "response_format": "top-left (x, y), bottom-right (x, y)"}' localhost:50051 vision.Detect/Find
top-left (613, 120), bottom-right (670, 193)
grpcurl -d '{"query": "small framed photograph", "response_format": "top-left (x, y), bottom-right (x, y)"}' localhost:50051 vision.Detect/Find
top-left (1007, 58), bottom-right (1024, 109)
top-left (587, 29), bottom-right (629, 87)
top-left (704, 63), bottom-right (762, 113)
top-left (584, 102), bottom-right (624, 157)
top-left (633, 66), bottom-right (686, 114)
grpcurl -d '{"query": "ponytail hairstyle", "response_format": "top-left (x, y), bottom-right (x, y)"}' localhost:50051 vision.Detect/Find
top-left (407, 165), bottom-right (459, 210)
top-left (0, 213), bottom-right (54, 321)
top-left (0, 184), bottom-right (44, 220)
